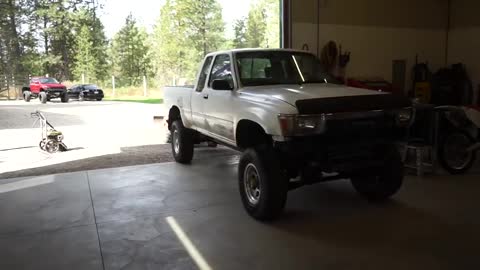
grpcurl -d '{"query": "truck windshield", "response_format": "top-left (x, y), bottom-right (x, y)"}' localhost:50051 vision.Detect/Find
top-left (236, 51), bottom-right (338, 87)
top-left (39, 78), bottom-right (59, 84)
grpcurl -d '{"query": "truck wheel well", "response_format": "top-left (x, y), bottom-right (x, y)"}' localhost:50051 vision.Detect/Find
top-left (22, 87), bottom-right (30, 92)
top-left (168, 106), bottom-right (181, 130)
top-left (236, 120), bottom-right (270, 149)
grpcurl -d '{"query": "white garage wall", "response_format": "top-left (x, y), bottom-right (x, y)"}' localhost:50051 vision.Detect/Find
top-left (448, 0), bottom-right (480, 103)
top-left (291, 0), bottom-right (449, 84)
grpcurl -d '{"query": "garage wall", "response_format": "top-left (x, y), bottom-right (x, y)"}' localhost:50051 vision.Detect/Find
top-left (291, 0), bottom-right (449, 85)
top-left (448, 0), bottom-right (480, 103)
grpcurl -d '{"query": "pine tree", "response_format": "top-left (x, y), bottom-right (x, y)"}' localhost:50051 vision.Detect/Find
top-left (71, 8), bottom-right (109, 82)
top-left (176, 0), bottom-right (225, 57)
top-left (73, 25), bottom-right (96, 82)
top-left (233, 18), bottom-right (248, 48)
top-left (263, 0), bottom-right (281, 48)
top-left (111, 14), bottom-right (152, 85)
top-left (152, 0), bottom-right (225, 85)
top-left (245, 2), bottom-right (267, 48)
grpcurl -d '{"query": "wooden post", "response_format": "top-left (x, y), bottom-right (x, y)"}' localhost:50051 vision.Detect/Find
top-left (143, 75), bottom-right (147, 97)
top-left (4, 75), bottom-right (9, 100)
top-left (82, 73), bottom-right (85, 84)
top-left (12, 75), bottom-right (18, 100)
top-left (112, 75), bottom-right (115, 97)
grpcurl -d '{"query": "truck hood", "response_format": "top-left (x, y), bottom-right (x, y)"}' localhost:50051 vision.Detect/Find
top-left (240, 83), bottom-right (411, 114)
top-left (42, 83), bottom-right (65, 88)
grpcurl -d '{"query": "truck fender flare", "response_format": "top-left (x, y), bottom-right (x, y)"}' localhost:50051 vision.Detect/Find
top-left (168, 106), bottom-right (189, 129)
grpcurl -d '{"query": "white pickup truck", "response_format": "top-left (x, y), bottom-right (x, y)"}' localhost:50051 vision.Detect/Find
top-left (164, 49), bottom-right (412, 220)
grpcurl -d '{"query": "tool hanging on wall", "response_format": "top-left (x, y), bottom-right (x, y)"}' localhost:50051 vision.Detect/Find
top-left (338, 45), bottom-right (351, 68)
top-left (320, 41), bottom-right (338, 74)
top-left (320, 41), bottom-right (351, 84)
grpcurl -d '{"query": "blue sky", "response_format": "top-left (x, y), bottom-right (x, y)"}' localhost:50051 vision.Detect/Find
top-left (99, 0), bottom-right (253, 39)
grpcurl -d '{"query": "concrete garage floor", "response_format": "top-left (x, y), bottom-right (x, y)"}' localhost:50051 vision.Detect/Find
top-left (1, 150), bottom-right (479, 270)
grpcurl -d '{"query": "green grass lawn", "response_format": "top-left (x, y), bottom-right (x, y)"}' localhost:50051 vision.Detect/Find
top-left (104, 97), bottom-right (163, 104)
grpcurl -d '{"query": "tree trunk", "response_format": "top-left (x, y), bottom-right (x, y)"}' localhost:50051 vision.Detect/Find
top-left (6, 0), bottom-right (22, 74)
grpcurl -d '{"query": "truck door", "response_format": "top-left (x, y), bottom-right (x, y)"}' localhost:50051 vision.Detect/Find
top-left (190, 56), bottom-right (213, 131)
top-left (30, 78), bottom-right (40, 93)
top-left (203, 54), bottom-right (235, 142)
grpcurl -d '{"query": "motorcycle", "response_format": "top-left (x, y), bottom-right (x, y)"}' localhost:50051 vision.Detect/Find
top-left (436, 106), bottom-right (479, 174)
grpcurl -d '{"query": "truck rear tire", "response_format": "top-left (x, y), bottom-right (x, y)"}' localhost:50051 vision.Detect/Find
top-left (39, 92), bottom-right (47, 104)
top-left (351, 145), bottom-right (404, 201)
top-left (23, 91), bottom-right (31, 102)
top-left (238, 147), bottom-right (288, 221)
top-left (171, 120), bottom-right (194, 164)
top-left (61, 93), bottom-right (69, 103)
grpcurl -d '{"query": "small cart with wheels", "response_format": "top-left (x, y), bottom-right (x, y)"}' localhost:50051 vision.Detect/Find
top-left (31, 111), bottom-right (68, 153)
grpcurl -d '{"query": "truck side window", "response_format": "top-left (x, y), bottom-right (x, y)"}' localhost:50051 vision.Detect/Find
top-left (209, 54), bottom-right (233, 89)
top-left (196, 56), bottom-right (213, 92)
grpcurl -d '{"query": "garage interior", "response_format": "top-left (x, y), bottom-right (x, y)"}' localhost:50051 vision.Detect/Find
top-left (1, 0), bottom-right (480, 270)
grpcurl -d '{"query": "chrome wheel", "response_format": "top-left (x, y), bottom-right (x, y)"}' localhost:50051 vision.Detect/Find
top-left (244, 163), bottom-right (261, 206)
top-left (173, 129), bottom-right (180, 154)
top-left (444, 133), bottom-right (473, 170)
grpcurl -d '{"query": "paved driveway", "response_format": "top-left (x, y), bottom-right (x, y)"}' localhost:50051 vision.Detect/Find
top-left (0, 100), bottom-right (172, 178)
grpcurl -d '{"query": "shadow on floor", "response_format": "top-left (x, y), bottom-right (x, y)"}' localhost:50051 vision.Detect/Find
top-left (0, 144), bottom-right (236, 180)
top-left (267, 183), bottom-right (480, 269)
top-left (0, 146), bottom-right (37, 152)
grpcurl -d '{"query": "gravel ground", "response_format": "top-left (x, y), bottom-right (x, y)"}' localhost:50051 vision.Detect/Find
top-left (0, 100), bottom-right (236, 179)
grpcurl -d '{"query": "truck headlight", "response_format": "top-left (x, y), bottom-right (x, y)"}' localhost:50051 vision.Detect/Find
top-left (395, 108), bottom-right (413, 126)
top-left (278, 114), bottom-right (326, 136)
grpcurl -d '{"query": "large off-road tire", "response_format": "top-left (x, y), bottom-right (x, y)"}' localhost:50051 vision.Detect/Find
top-left (438, 131), bottom-right (476, 175)
top-left (23, 91), bottom-right (31, 102)
top-left (61, 92), bottom-right (69, 103)
top-left (351, 145), bottom-right (404, 202)
top-left (238, 147), bottom-right (288, 221)
top-left (39, 92), bottom-right (47, 104)
top-left (171, 120), bottom-right (194, 164)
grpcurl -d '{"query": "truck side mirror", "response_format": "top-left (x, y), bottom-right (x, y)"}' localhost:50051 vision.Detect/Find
top-left (211, 79), bottom-right (233, 91)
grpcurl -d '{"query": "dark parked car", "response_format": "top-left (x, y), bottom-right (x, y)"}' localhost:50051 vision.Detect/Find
top-left (68, 84), bottom-right (104, 101)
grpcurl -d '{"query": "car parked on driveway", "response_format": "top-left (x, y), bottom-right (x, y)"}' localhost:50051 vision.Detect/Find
top-left (164, 49), bottom-right (412, 221)
top-left (22, 77), bottom-right (69, 103)
top-left (68, 84), bottom-right (104, 101)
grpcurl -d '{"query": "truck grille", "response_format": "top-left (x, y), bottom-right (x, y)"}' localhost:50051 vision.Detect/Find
top-left (325, 117), bottom-right (396, 140)
top-left (295, 94), bottom-right (411, 114)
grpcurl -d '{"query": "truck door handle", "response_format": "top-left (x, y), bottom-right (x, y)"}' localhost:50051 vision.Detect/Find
top-left (203, 94), bottom-right (209, 99)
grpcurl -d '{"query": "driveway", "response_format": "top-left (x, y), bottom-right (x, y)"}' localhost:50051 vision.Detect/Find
top-left (0, 100), bottom-right (174, 179)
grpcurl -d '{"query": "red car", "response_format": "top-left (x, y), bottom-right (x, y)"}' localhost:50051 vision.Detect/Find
top-left (22, 77), bottom-right (69, 103)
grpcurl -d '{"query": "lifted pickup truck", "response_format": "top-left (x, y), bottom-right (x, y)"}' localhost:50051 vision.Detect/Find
top-left (164, 49), bottom-right (412, 220)
top-left (22, 77), bottom-right (69, 103)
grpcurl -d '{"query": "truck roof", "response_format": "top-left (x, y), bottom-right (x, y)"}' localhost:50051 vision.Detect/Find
top-left (206, 48), bottom-right (314, 57)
